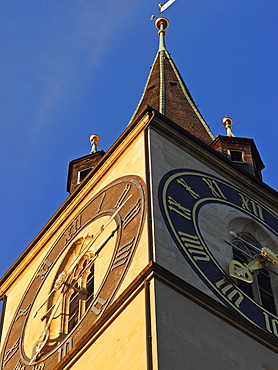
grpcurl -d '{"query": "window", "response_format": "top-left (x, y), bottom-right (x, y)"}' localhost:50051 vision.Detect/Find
top-left (228, 150), bottom-right (245, 163)
top-left (86, 265), bottom-right (95, 309)
top-left (233, 248), bottom-right (254, 299)
top-left (68, 285), bottom-right (80, 332)
top-left (232, 234), bottom-right (276, 315)
top-left (258, 269), bottom-right (276, 314)
top-left (65, 258), bottom-right (95, 334)
top-left (77, 167), bottom-right (93, 184)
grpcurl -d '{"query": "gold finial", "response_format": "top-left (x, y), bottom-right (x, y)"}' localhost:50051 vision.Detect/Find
top-left (222, 116), bottom-right (235, 137)
top-left (155, 17), bottom-right (169, 53)
top-left (155, 17), bottom-right (169, 33)
top-left (90, 134), bottom-right (100, 153)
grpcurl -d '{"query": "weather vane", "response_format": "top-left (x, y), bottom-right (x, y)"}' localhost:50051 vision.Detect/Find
top-left (150, 0), bottom-right (176, 20)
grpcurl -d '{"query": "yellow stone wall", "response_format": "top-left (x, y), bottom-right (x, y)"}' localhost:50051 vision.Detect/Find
top-left (64, 281), bottom-right (158, 370)
top-left (0, 119), bottom-right (150, 360)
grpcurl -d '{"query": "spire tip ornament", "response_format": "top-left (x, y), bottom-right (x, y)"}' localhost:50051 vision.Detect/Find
top-left (222, 116), bottom-right (236, 137)
top-left (90, 134), bottom-right (100, 154)
top-left (155, 17), bottom-right (169, 32)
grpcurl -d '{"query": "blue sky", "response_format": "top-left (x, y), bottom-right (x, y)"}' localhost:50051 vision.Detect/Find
top-left (1, 1), bottom-right (278, 277)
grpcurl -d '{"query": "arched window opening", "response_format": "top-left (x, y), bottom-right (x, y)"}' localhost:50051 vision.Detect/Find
top-left (68, 285), bottom-right (80, 333)
top-left (86, 265), bottom-right (95, 309)
top-left (258, 268), bottom-right (276, 315)
top-left (233, 248), bottom-right (253, 299)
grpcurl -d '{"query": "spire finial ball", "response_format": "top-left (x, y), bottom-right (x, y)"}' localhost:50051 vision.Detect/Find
top-left (222, 116), bottom-right (236, 137)
top-left (90, 134), bottom-right (100, 154)
top-left (222, 116), bottom-right (233, 128)
top-left (90, 134), bottom-right (100, 145)
top-left (155, 17), bottom-right (169, 31)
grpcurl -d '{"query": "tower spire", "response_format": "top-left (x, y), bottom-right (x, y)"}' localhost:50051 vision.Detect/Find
top-left (128, 16), bottom-right (214, 145)
top-left (156, 17), bottom-right (169, 115)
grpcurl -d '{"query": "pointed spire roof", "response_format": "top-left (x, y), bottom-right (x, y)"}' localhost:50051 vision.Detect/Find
top-left (129, 17), bottom-right (214, 145)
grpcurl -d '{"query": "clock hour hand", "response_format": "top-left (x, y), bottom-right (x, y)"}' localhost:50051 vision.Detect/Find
top-left (226, 231), bottom-right (278, 283)
top-left (229, 258), bottom-right (265, 283)
top-left (29, 327), bottom-right (49, 365)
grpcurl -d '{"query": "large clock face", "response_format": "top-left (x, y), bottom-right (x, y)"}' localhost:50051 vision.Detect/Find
top-left (1, 176), bottom-right (145, 369)
top-left (159, 169), bottom-right (278, 339)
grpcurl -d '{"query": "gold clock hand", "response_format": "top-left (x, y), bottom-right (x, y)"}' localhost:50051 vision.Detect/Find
top-left (39, 223), bottom-right (120, 322)
top-left (29, 327), bottom-right (49, 365)
top-left (32, 287), bottom-right (57, 318)
top-left (261, 247), bottom-right (278, 265)
top-left (228, 231), bottom-right (278, 265)
top-left (30, 293), bottom-right (66, 365)
top-left (224, 239), bottom-right (255, 260)
top-left (32, 196), bottom-right (130, 319)
top-left (229, 231), bottom-right (262, 253)
top-left (229, 258), bottom-right (265, 283)
top-left (32, 237), bottom-right (89, 318)
top-left (66, 223), bottom-right (118, 292)
top-left (66, 194), bottom-right (131, 275)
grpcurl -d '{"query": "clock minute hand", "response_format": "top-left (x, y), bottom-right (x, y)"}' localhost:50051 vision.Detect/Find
top-left (229, 231), bottom-right (262, 253)
top-left (29, 293), bottom-right (64, 365)
top-left (73, 224), bottom-right (119, 283)
top-left (229, 231), bottom-right (278, 265)
top-left (224, 239), bottom-right (254, 260)
top-left (33, 195), bottom-right (131, 325)
top-left (66, 194), bottom-right (132, 275)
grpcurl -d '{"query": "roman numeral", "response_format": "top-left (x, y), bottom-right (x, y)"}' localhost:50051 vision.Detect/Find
top-left (15, 305), bottom-right (31, 321)
top-left (122, 199), bottom-right (141, 228)
top-left (239, 193), bottom-right (264, 220)
top-left (64, 214), bottom-right (82, 245)
top-left (34, 364), bottom-right (45, 370)
top-left (97, 193), bottom-right (106, 213)
top-left (3, 338), bottom-right (20, 366)
top-left (215, 278), bottom-right (244, 308)
top-left (13, 360), bottom-right (26, 370)
top-left (168, 196), bottom-right (191, 220)
top-left (178, 232), bottom-right (210, 261)
top-left (202, 177), bottom-right (226, 199)
top-left (36, 260), bottom-right (52, 280)
top-left (115, 184), bottom-right (131, 209)
top-left (91, 297), bottom-right (107, 315)
top-left (58, 338), bottom-right (73, 362)
top-left (263, 312), bottom-right (278, 337)
top-left (176, 178), bottom-right (200, 199)
top-left (111, 238), bottom-right (134, 270)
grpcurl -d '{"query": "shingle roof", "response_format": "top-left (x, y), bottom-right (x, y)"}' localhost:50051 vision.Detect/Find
top-left (129, 17), bottom-right (214, 145)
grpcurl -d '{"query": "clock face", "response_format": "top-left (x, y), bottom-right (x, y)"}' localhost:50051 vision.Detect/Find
top-left (159, 169), bottom-right (278, 339)
top-left (1, 176), bottom-right (145, 369)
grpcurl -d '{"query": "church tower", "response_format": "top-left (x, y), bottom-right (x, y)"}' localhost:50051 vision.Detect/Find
top-left (1, 14), bottom-right (278, 370)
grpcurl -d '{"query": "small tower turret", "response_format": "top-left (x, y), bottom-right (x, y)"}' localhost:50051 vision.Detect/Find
top-left (210, 117), bottom-right (264, 180)
top-left (67, 134), bottom-right (105, 194)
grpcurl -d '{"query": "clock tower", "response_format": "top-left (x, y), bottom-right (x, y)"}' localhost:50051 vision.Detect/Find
top-left (1, 16), bottom-right (278, 370)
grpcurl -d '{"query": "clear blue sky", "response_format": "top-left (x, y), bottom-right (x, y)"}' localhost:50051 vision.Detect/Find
top-left (1, 1), bottom-right (278, 277)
